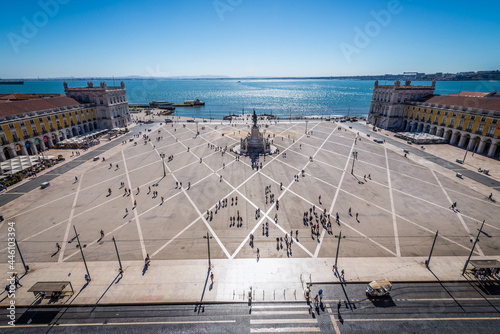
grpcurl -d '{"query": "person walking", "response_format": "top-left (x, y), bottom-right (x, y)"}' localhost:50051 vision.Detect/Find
top-left (100, 230), bottom-right (104, 239)
top-left (56, 242), bottom-right (61, 252)
top-left (337, 300), bottom-right (342, 313)
top-left (257, 248), bottom-right (260, 261)
top-left (210, 272), bottom-right (214, 283)
top-left (119, 268), bottom-right (124, 278)
top-left (348, 207), bottom-right (351, 216)
top-left (75, 176), bottom-right (78, 182)
top-left (356, 213), bottom-right (359, 221)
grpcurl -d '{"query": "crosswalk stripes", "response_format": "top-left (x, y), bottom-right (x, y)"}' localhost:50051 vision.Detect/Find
top-left (250, 304), bottom-right (321, 333)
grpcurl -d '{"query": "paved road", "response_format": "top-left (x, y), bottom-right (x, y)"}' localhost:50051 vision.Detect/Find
top-left (1, 282), bottom-right (498, 333)
top-left (0, 124), bottom-right (155, 207)
top-left (348, 122), bottom-right (500, 191)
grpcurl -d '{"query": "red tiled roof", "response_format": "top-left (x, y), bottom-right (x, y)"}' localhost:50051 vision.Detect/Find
top-left (449, 92), bottom-right (489, 98)
top-left (0, 96), bottom-right (83, 117)
top-left (419, 95), bottom-right (500, 113)
top-left (0, 93), bottom-right (63, 100)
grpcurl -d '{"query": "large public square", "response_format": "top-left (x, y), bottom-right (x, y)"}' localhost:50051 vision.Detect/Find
top-left (1, 118), bottom-right (498, 265)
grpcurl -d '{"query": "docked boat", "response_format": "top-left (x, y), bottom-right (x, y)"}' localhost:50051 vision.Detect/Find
top-left (149, 101), bottom-right (175, 110)
top-left (0, 80), bottom-right (24, 85)
top-left (174, 99), bottom-right (205, 107)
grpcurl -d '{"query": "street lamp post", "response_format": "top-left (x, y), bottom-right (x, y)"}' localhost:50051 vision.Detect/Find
top-left (112, 236), bottom-right (122, 270)
top-left (74, 225), bottom-right (90, 279)
top-left (426, 230), bottom-right (439, 268)
top-left (462, 220), bottom-right (485, 275)
top-left (335, 230), bottom-right (342, 266)
top-left (160, 153), bottom-right (166, 177)
top-left (305, 120), bottom-right (309, 135)
top-left (14, 239), bottom-right (29, 274)
top-left (203, 233), bottom-right (213, 270)
top-left (351, 151), bottom-right (357, 174)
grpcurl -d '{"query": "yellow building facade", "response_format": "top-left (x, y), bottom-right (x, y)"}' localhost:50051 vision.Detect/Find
top-left (402, 98), bottom-right (500, 157)
top-left (0, 99), bottom-right (97, 161)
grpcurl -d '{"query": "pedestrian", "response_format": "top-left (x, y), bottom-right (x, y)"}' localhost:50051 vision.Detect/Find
top-left (210, 272), bottom-right (214, 283)
top-left (119, 268), bottom-right (124, 277)
top-left (341, 269), bottom-right (345, 279)
top-left (145, 254), bottom-right (151, 267)
top-left (257, 248), bottom-right (260, 260)
top-left (85, 274), bottom-right (91, 283)
top-left (134, 200), bottom-right (137, 207)
top-left (100, 229), bottom-right (104, 239)
top-left (161, 196), bottom-right (164, 203)
top-left (348, 207), bottom-right (351, 216)
top-left (489, 193), bottom-right (493, 200)
top-left (188, 182), bottom-right (190, 190)
top-left (356, 213), bottom-right (358, 221)
top-left (56, 242), bottom-right (61, 251)
top-left (319, 195), bottom-right (321, 204)
top-left (262, 223), bottom-right (265, 235)
top-left (137, 187), bottom-right (140, 194)
top-left (14, 274), bottom-right (22, 288)
top-left (337, 300), bottom-right (342, 313)
top-left (368, 174), bottom-right (371, 179)
top-left (75, 176), bottom-right (78, 182)
top-left (296, 230), bottom-right (298, 240)
top-left (125, 208), bottom-right (128, 215)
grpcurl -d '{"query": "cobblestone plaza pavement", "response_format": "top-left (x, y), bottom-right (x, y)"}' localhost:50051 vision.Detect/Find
top-left (1, 119), bottom-right (499, 305)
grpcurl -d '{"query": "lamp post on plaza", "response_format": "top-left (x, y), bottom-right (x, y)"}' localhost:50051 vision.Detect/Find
top-left (112, 236), bottom-right (122, 271)
top-left (14, 238), bottom-right (29, 274)
top-left (160, 153), bottom-right (166, 177)
top-left (351, 151), bottom-right (358, 175)
top-left (335, 230), bottom-right (342, 267)
top-left (196, 121), bottom-right (199, 136)
top-left (305, 120), bottom-right (309, 135)
top-left (73, 225), bottom-right (90, 279)
top-left (203, 233), bottom-right (213, 270)
top-left (462, 220), bottom-right (485, 275)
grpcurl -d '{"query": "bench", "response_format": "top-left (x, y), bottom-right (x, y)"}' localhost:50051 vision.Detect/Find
top-left (28, 281), bottom-right (74, 300)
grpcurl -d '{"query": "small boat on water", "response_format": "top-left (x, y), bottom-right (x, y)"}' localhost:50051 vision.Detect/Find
top-left (149, 101), bottom-right (175, 110)
top-left (0, 80), bottom-right (24, 85)
top-left (174, 99), bottom-right (205, 107)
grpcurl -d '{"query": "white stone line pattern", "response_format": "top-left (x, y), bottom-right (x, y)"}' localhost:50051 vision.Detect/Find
top-left (431, 170), bottom-right (484, 256)
top-left (314, 132), bottom-right (355, 258)
top-left (58, 173), bottom-right (84, 263)
top-left (229, 123), bottom-right (325, 259)
top-left (385, 147), bottom-right (401, 258)
top-left (152, 136), bottom-right (231, 259)
top-left (122, 150), bottom-right (147, 259)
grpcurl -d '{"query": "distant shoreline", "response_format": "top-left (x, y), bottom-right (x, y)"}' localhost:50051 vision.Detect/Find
top-left (12, 74), bottom-right (500, 82)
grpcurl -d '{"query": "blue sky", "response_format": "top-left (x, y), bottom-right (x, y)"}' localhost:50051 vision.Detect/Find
top-left (0, 0), bottom-right (499, 78)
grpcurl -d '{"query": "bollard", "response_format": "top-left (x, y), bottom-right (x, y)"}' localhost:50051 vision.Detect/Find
top-left (274, 290), bottom-right (275, 300)
top-left (263, 290), bottom-right (265, 300)
top-left (294, 290), bottom-right (297, 300)
top-left (233, 290), bottom-right (235, 300)
top-left (284, 289), bottom-right (286, 300)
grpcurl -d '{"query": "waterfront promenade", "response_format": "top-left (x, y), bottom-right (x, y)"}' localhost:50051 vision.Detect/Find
top-left (0, 117), bottom-right (498, 307)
